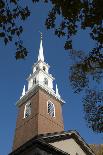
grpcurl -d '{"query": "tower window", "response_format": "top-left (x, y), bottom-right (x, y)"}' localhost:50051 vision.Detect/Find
top-left (36, 66), bottom-right (39, 70)
top-left (44, 78), bottom-right (48, 85)
top-left (43, 66), bottom-right (46, 71)
top-left (24, 102), bottom-right (31, 118)
top-left (47, 101), bottom-right (55, 117)
top-left (33, 78), bottom-right (36, 85)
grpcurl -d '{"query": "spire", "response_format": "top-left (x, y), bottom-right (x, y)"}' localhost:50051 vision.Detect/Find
top-left (21, 85), bottom-right (26, 97)
top-left (38, 32), bottom-right (44, 62)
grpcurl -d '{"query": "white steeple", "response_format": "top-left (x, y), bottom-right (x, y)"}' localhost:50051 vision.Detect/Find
top-left (38, 32), bottom-right (44, 62)
top-left (17, 33), bottom-right (64, 105)
top-left (27, 33), bottom-right (54, 92)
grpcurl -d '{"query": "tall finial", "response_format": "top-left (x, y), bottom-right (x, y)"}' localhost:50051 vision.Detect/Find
top-left (56, 84), bottom-right (60, 98)
top-left (40, 32), bottom-right (42, 40)
top-left (20, 85), bottom-right (26, 98)
top-left (38, 31), bottom-right (44, 62)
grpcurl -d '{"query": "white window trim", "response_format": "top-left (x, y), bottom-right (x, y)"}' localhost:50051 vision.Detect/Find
top-left (47, 100), bottom-right (55, 118)
top-left (24, 101), bottom-right (31, 119)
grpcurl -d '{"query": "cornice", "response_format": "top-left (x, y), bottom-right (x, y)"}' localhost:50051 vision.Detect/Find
top-left (33, 59), bottom-right (50, 69)
top-left (16, 84), bottom-right (65, 107)
top-left (9, 138), bottom-right (69, 155)
top-left (9, 130), bottom-right (95, 155)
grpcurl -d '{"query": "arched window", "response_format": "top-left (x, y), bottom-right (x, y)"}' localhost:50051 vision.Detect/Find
top-left (47, 101), bottom-right (55, 117)
top-left (44, 78), bottom-right (48, 85)
top-left (33, 78), bottom-right (36, 85)
top-left (24, 102), bottom-right (31, 118)
top-left (36, 66), bottom-right (39, 70)
top-left (43, 66), bottom-right (46, 71)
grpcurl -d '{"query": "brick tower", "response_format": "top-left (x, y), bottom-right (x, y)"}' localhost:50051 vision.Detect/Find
top-left (13, 33), bottom-right (64, 151)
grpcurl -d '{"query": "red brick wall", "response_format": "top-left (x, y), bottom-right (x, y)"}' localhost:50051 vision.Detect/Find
top-left (38, 89), bottom-right (64, 134)
top-left (13, 88), bottom-right (64, 151)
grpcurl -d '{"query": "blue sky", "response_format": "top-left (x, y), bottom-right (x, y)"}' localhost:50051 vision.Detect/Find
top-left (0, 2), bottom-right (103, 155)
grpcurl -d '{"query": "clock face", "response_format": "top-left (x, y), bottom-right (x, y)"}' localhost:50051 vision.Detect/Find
top-left (47, 101), bottom-right (55, 117)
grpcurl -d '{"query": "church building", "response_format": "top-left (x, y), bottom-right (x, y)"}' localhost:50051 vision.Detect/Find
top-left (9, 34), bottom-right (95, 155)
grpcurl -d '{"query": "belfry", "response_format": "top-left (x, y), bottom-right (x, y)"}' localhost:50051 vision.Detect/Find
top-left (9, 34), bottom-right (95, 155)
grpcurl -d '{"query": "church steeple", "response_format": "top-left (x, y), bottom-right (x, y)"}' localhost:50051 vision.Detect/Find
top-left (38, 32), bottom-right (44, 62)
top-left (10, 34), bottom-right (95, 155)
top-left (13, 35), bottom-right (64, 151)
top-left (20, 34), bottom-right (63, 102)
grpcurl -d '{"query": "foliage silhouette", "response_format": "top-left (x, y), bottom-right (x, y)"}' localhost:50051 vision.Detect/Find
top-left (0, 0), bottom-right (30, 59)
top-left (35, 0), bottom-right (103, 133)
